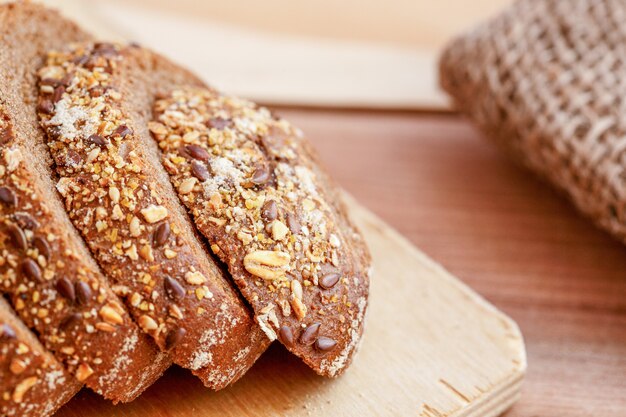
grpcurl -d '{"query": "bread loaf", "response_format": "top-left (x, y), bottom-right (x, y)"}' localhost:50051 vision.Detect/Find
top-left (37, 43), bottom-right (269, 389)
top-left (150, 88), bottom-right (371, 376)
top-left (0, 297), bottom-right (81, 417)
top-left (0, 2), bottom-right (170, 403)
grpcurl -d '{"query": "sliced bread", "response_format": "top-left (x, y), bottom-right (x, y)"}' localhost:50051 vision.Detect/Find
top-left (36, 42), bottom-right (269, 389)
top-left (0, 296), bottom-right (81, 417)
top-left (0, 2), bottom-right (170, 402)
top-left (150, 88), bottom-right (372, 377)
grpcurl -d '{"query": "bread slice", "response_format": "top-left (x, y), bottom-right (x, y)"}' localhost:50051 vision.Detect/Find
top-left (150, 88), bottom-right (371, 377)
top-left (0, 2), bottom-right (170, 402)
top-left (37, 43), bottom-right (270, 389)
top-left (0, 297), bottom-right (81, 417)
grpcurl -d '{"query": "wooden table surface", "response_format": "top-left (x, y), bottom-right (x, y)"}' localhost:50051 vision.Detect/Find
top-left (276, 108), bottom-right (626, 416)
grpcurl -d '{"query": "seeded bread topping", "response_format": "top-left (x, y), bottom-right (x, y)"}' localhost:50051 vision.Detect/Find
top-left (150, 88), bottom-right (371, 376)
top-left (0, 2), bottom-right (170, 402)
top-left (0, 298), bottom-right (80, 417)
top-left (1, 323), bottom-right (68, 416)
top-left (37, 43), bottom-right (269, 388)
top-left (0, 103), bottom-right (168, 400)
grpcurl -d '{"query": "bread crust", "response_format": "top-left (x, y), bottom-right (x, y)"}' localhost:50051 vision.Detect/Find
top-left (150, 88), bottom-right (371, 376)
top-left (37, 43), bottom-right (269, 389)
top-left (0, 297), bottom-right (81, 417)
top-left (0, 2), bottom-right (170, 403)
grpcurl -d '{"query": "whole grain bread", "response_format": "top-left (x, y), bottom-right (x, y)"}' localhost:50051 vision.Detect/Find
top-left (37, 42), bottom-right (269, 389)
top-left (0, 297), bottom-right (81, 417)
top-left (0, 2), bottom-right (170, 403)
top-left (150, 88), bottom-right (371, 377)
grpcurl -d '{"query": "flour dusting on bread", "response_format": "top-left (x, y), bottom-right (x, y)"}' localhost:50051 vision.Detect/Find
top-left (151, 87), bottom-right (371, 377)
top-left (37, 42), bottom-right (269, 389)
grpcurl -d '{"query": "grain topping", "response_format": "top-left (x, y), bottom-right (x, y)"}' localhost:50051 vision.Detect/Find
top-left (36, 43), bottom-right (267, 388)
top-left (0, 103), bottom-right (151, 393)
top-left (150, 87), bottom-right (371, 376)
top-left (0, 3), bottom-right (171, 401)
top-left (36, 43), bottom-right (196, 352)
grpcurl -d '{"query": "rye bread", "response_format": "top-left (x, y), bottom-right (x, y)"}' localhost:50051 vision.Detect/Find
top-left (0, 297), bottom-right (81, 417)
top-left (36, 43), bottom-right (269, 389)
top-left (150, 88), bottom-right (372, 377)
top-left (0, 2), bottom-right (170, 403)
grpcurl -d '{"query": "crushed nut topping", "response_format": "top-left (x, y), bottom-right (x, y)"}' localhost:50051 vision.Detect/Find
top-left (9, 358), bottom-right (27, 375)
top-left (11, 376), bottom-right (38, 403)
top-left (243, 251), bottom-right (291, 281)
top-left (0, 320), bottom-right (74, 407)
top-left (150, 87), bottom-right (371, 371)
top-left (271, 220), bottom-right (289, 241)
top-left (138, 315), bottom-right (158, 332)
top-left (290, 297), bottom-right (308, 320)
top-left (75, 363), bottom-right (94, 382)
top-left (36, 43), bottom-right (240, 360)
top-left (184, 271), bottom-right (206, 286)
top-left (290, 279), bottom-right (303, 300)
top-left (1, 98), bottom-right (142, 385)
top-left (141, 205), bottom-right (168, 224)
top-left (99, 304), bottom-right (125, 325)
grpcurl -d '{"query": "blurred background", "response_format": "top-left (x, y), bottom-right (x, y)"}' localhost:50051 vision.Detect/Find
top-left (48, 0), bottom-right (510, 109)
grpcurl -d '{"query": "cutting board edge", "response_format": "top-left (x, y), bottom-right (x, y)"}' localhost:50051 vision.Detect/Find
top-left (346, 192), bottom-right (527, 367)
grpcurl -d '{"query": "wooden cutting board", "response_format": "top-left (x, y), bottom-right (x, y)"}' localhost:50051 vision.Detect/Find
top-left (56, 197), bottom-right (526, 416)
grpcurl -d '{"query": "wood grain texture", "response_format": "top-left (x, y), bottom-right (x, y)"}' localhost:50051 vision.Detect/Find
top-left (54, 111), bottom-right (528, 416)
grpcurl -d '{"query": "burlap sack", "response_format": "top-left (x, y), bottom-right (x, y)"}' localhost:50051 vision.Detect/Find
top-left (439, 0), bottom-right (626, 244)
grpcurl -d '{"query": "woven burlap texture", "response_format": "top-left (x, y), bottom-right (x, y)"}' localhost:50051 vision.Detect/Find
top-left (440, 0), bottom-right (626, 244)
